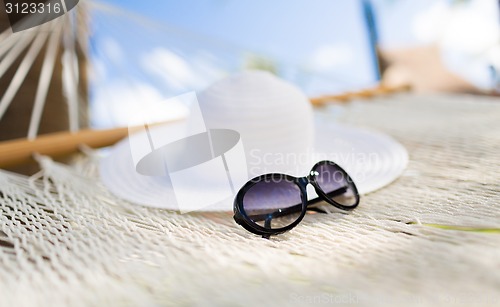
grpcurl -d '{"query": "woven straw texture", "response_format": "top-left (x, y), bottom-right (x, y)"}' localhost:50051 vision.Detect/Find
top-left (1, 94), bottom-right (499, 307)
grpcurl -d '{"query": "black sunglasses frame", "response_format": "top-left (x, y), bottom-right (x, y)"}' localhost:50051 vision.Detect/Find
top-left (233, 160), bottom-right (360, 238)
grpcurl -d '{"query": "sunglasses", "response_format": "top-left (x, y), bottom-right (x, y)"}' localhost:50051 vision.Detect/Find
top-left (233, 160), bottom-right (360, 238)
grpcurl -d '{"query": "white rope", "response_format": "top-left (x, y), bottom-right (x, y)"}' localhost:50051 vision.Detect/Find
top-left (0, 32), bottom-right (35, 79)
top-left (75, 2), bottom-right (90, 53)
top-left (1, 94), bottom-right (500, 307)
top-left (27, 23), bottom-right (63, 140)
top-left (0, 29), bottom-right (49, 121)
top-left (0, 32), bottom-right (19, 59)
top-left (62, 13), bottom-right (80, 133)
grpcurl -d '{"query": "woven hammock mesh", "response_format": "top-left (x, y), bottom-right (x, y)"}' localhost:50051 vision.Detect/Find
top-left (1, 94), bottom-right (499, 306)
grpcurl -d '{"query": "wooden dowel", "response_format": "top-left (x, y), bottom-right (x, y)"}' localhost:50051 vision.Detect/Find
top-left (0, 120), bottom-right (179, 169)
top-left (309, 83), bottom-right (411, 106)
top-left (0, 126), bottom-right (130, 168)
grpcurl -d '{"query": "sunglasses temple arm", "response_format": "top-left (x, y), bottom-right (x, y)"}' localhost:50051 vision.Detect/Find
top-left (307, 186), bottom-right (348, 206)
top-left (248, 186), bottom-right (348, 222)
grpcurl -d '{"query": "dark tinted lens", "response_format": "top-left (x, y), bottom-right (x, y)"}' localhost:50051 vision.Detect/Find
top-left (242, 177), bottom-right (303, 230)
top-left (314, 163), bottom-right (358, 207)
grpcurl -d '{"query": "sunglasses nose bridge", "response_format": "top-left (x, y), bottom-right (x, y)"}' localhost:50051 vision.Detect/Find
top-left (298, 176), bottom-right (317, 201)
top-left (304, 172), bottom-right (324, 197)
top-left (305, 169), bottom-right (320, 183)
top-left (297, 176), bottom-right (313, 189)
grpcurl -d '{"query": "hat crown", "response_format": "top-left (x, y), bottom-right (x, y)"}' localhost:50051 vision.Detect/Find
top-left (195, 70), bottom-right (314, 176)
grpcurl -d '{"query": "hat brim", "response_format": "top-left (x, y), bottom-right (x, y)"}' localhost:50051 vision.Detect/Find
top-left (99, 119), bottom-right (408, 211)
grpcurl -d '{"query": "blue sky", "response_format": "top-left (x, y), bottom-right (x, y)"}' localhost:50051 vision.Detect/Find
top-left (88, 0), bottom-right (500, 128)
top-left (88, 0), bottom-right (380, 127)
top-left (95, 0), bottom-right (375, 78)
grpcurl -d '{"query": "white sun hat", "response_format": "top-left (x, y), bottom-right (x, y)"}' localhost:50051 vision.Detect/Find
top-left (100, 71), bottom-right (408, 212)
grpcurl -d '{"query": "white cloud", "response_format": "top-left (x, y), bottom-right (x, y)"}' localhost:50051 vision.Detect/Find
top-left (413, 0), bottom-right (500, 54)
top-left (307, 44), bottom-right (354, 72)
top-left (412, 1), bottom-right (449, 44)
top-left (141, 48), bottom-right (225, 91)
top-left (90, 47), bottom-right (227, 129)
top-left (141, 48), bottom-right (196, 90)
top-left (411, 0), bottom-right (500, 90)
top-left (440, 3), bottom-right (500, 55)
top-left (90, 80), bottom-right (188, 128)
